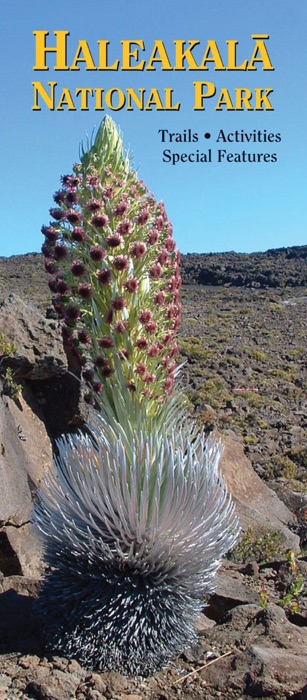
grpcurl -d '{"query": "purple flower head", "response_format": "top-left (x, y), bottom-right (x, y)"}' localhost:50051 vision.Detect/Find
top-left (48, 279), bottom-right (58, 293)
top-left (71, 261), bottom-right (86, 277)
top-left (124, 278), bottom-right (139, 293)
top-left (143, 372), bottom-right (156, 384)
top-left (91, 213), bottom-right (109, 228)
top-left (101, 365), bottom-right (114, 378)
top-left (111, 296), bottom-right (126, 311)
top-left (113, 199), bottom-right (129, 218)
top-left (86, 173), bottom-right (101, 188)
top-left (54, 244), bottom-right (68, 260)
top-left (153, 291), bottom-right (165, 306)
top-left (41, 241), bottom-right (54, 258)
top-left (169, 341), bottom-right (179, 358)
top-left (50, 208), bottom-right (65, 221)
top-left (57, 279), bottom-right (70, 295)
top-left (166, 305), bottom-right (175, 320)
top-left (113, 255), bottom-right (129, 272)
top-left (106, 233), bottom-right (123, 248)
top-left (90, 245), bottom-right (106, 262)
top-left (135, 337), bottom-right (148, 350)
top-left (102, 185), bottom-right (114, 199)
top-left (139, 310), bottom-right (152, 325)
top-left (118, 348), bottom-right (129, 360)
top-left (92, 381), bottom-right (104, 395)
top-left (84, 392), bottom-right (95, 406)
top-left (135, 362), bottom-right (146, 376)
top-left (66, 191), bottom-right (79, 205)
top-left (44, 259), bottom-right (58, 275)
top-left (61, 174), bottom-right (81, 189)
top-left (82, 368), bottom-right (94, 383)
top-left (173, 262), bottom-right (181, 279)
top-left (165, 237), bottom-right (176, 253)
top-left (174, 303), bottom-right (182, 317)
top-left (117, 219), bottom-right (132, 236)
top-left (65, 305), bottom-right (81, 322)
top-left (157, 249), bottom-right (168, 266)
top-left (172, 316), bottom-right (181, 332)
top-left (71, 227), bottom-right (87, 243)
top-left (104, 308), bottom-right (114, 324)
top-left (147, 229), bottom-right (159, 246)
top-left (98, 337), bottom-right (114, 349)
top-left (145, 321), bottom-right (157, 335)
top-left (136, 208), bottom-right (149, 225)
top-left (130, 241), bottom-right (147, 259)
top-left (86, 199), bottom-right (103, 212)
top-left (78, 330), bottom-right (91, 344)
top-left (66, 209), bottom-right (82, 225)
top-left (168, 276), bottom-right (178, 292)
top-left (78, 283), bottom-right (92, 299)
top-left (164, 375), bottom-right (174, 393)
top-left (53, 190), bottom-right (65, 204)
top-left (97, 269), bottom-right (112, 285)
top-left (41, 225), bottom-right (59, 242)
top-left (147, 344), bottom-right (159, 357)
top-left (114, 320), bottom-right (128, 334)
top-left (94, 355), bottom-right (108, 369)
top-left (162, 333), bottom-right (172, 347)
top-left (167, 360), bottom-right (177, 375)
top-left (155, 215), bottom-right (165, 231)
top-left (149, 263), bottom-right (162, 280)
top-left (52, 299), bottom-right (65, 317)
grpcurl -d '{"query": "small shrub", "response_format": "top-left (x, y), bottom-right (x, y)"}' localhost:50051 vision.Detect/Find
top-left (267, 455), bottom-right (298, 480)
top-left (0, 334), bottom-right (17, 357)
top-left (243, 433), bottom-right (259, 446)
top-left (229, 528), bottom-right (284, 564)
top-left (2, 368), bottom-right (22, 401)
top-left (251, 348), bottom-right (269, 362)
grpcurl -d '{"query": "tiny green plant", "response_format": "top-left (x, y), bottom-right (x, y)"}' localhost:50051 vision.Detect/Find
top-left (258, 588), bottom-right (268, 609)
top-left (2, 368), bottom-right (22, 401)
top-left (277, 549), bottom-right (304, 614)
top-left (229, 527), bottom-right (284, 564)
top-left (0, 334), bottom-right (17, 357)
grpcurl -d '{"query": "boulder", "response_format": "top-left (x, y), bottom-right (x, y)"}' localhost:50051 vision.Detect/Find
top-left (201, 604), bottom-right (307, 698)
top-left (219, 432), bottom-right (300, 552)
top-left (207, 571), bottom-right (260, 620)
top-left (0, 293), bottom-right (66, 380)
top-left (244, 605), bottom-right (307, 697)
top-left (0, 386), bottom-right (51, 576)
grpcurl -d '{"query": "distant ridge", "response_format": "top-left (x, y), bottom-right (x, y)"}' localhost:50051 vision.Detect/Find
top-left (0, 245), bottom-right (306, 306)
top-left (181, 245), bottom-right (307, 287)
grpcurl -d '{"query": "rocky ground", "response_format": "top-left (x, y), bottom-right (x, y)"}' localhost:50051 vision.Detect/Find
top-left (179, 285), bottom-right (307, 501)
top-left (0, 251), bottom-right (306, 699)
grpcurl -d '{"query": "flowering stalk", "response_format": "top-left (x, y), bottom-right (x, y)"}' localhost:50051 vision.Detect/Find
top-left (42, 116), bottom-right (181, 414)
top-left (35, 116), bottom-right (240, 676)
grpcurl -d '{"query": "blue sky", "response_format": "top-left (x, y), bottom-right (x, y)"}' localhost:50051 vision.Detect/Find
top-left (1, 0), bottom-right (306, 256)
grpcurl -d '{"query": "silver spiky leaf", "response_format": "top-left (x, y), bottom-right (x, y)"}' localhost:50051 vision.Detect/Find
top-left (33, 418), bottom-right (239, 676)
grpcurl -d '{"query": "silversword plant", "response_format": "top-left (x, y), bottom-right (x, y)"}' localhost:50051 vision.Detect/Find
top-left (34, 116), bottom-right (239, 676)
